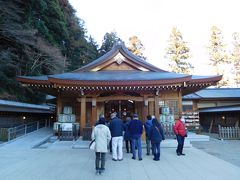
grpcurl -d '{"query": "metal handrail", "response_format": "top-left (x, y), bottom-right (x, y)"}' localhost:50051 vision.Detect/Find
top-left (7, 120), bottom-right (49, 141)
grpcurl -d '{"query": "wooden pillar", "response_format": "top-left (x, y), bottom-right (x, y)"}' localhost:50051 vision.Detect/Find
top-left (142, 95), bottom-right (148, 121)
top-left (148, 101), bottom-right (154, 116)
top-left (80, 96), bottom-right (86, 134)
top-left (91, 97), bottom-right (97, 127)
top-left (192, 100), bottom-right (198, 111)
top-left (56, 93), bottom-right (62, 121)
top-left (154, 96), bottom-right (159, 119)
top-left (178, 89), bottom-right (183, 116)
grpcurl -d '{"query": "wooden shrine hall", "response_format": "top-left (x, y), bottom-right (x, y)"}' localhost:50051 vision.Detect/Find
top-left (17, 40), bottom-right (221, 134)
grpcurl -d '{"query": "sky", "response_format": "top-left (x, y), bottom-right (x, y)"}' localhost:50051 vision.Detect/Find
top-left (68, 0), bottom-right (240, 75)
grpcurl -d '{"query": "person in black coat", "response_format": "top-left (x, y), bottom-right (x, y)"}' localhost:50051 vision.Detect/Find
top-left (149, 118), bottom-right (165, 161)
top-left (123, 116), bottom-right (132, 153)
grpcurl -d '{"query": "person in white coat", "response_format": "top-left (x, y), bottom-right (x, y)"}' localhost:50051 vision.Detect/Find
top-left (91, 117), bottom-right (111, 175)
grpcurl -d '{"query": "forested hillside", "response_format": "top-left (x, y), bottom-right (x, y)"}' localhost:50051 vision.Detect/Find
top-left (0, 0), bottom-right (99, 102)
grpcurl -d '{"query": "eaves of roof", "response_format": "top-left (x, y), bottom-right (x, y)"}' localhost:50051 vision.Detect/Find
top-left (0, 100), bottom-right (54, 113)
top-left (199, 105), bottom-right (240, 113)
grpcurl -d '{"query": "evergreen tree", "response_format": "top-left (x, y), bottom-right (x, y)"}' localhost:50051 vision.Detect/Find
top-left (99, 32), bottom-right (119, 56)
top-left (231, 32), bottom-right (240, 87)
top-left (0, 0), bottom-right (99, 101)
top-left (127, 35), bottom-right (146, 60)
top-left (165, 27), bottom-right (193, 74)
top-left (0, 0), bottom-right (65, 102)
top-left (207, 26), bottom-right (230, 87)
top-left (28, 0), bottom-right (99, 72)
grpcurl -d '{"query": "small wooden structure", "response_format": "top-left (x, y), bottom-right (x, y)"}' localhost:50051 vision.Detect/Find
top-left (183, 88), bottom-right (240, 133)
top-left (17, 40), bottom-right (221, 134)
top-left (0, 99), bottom-right (54, 128)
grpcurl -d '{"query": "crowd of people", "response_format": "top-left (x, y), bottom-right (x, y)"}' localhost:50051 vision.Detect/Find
top-left (91, 112), bottom-right (187, 175)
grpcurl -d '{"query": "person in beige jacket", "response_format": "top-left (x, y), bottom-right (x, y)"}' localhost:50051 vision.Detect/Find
top-left (91, 117), bottom-right (111, 175)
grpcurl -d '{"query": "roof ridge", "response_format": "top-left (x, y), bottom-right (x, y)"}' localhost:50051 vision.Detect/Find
top-left (72, 40), bottom-right (167, 73)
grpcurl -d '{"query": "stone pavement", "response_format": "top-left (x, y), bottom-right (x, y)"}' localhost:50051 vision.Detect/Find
top-left (0, 129), bottom-right (240, 180)
top-left (192, 138), bottom-right (240, 168)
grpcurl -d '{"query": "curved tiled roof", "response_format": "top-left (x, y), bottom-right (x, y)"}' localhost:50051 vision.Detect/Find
top-left (0, 99), bottom-right (54, 113)
top-left (16, 40), bottom-right (222, 90)
top-left (50, 71), bottom-right (189, 81)
top-left (17, 71), bottom-right (221, 87)
top-left (199, 105), bottom-right (240, 113)
top-left (73, 40), bottom-right (166, 72)
top-left (183, 88), bottom-right (240, 99)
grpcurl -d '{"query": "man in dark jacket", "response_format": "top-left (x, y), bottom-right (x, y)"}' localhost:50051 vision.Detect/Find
top-left (128, 113), bottom-right (143, 160)
top-left (109, 112), bottom-right (124, 161)
top-left (144, 115), bottom-right (153, 155)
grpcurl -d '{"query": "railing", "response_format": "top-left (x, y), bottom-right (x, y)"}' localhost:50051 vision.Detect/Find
top-left (218, 125), bottom-right (240, 140)
top-left (5, 119), bottom-right (51, 142)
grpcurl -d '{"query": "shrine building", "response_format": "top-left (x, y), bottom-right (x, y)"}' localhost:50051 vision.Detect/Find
top-left (17, 40), bottom-right (221, 133)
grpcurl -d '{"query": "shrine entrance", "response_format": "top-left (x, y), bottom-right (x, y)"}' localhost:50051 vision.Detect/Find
top-left (104, 100), bottom-right (135, 120)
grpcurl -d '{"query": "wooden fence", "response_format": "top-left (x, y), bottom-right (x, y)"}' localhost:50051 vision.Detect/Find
top-left (218, 125), bottom-right (240, 140)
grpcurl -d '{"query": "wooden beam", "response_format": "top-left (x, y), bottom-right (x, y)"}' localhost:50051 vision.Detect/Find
top-left (209, 119), bottom-right (214, 133)
top-left (97, 96), bottom-right (144, 102)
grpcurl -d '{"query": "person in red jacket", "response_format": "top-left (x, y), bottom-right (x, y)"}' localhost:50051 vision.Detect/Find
top-left (173, 116), bottom-right (187, 156)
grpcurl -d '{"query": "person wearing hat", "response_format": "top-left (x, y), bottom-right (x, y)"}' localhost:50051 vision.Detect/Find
top-left (128, 113), bottom-right (143, 160)
top-left (95, 114), bottom-right (105, 126)
top-left (91, 117), bottom-right (111, 175)
top-left (109, 112), bottom-right (124, 161)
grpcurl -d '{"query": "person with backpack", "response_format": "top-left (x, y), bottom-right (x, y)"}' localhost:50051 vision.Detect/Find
top-left (149, 118), bottom-right (165, 161)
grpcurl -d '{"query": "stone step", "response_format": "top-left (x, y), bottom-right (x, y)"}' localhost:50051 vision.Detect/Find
top-left (72, 138), bottom-right (192, 149)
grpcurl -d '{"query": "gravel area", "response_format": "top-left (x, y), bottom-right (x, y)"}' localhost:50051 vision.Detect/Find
top-left (192, 136), bottom-right (240, 168)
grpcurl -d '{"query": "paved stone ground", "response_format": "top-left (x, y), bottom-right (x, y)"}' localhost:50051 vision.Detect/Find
top-left (192, 137), bottom-right (240, 168)
top-left (0, 129), bottom-right (240, 180)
